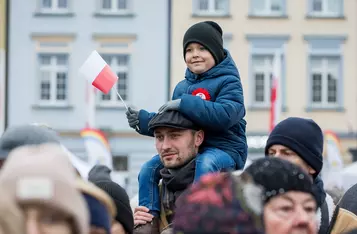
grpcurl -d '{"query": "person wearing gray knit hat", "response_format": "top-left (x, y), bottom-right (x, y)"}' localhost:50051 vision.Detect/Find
top-left (88, 165), bottom-right (134, 234)
top-left (0, 124), bottom-right (61, 162)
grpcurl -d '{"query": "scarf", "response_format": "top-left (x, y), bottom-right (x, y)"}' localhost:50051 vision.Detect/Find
top-left (160, 159), bottom-right (196, 222)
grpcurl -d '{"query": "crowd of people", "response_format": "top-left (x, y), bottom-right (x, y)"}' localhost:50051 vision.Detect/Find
top-left (0, 20), bottom-right (356, 234)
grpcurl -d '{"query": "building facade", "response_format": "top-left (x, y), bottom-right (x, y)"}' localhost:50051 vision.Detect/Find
top-left (0, 0), bottom-right (6, 134)
top-left (8, 0), bottom-right (169, 196)
top-left (171, 0), bottom-right (357, 162)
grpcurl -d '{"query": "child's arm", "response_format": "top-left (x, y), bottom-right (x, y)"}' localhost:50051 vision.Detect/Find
top-left (137, 84), bottom-right (183, 136)
top-left (137, 110), bottom-right (156, 137)
top-left (179, 77), bottom-right (245, 131)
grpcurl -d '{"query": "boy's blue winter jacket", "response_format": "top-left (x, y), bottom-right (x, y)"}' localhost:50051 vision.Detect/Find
top-left (138, 50), bottom-right (247, 169)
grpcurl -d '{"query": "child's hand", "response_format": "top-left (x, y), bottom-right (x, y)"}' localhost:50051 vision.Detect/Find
top-left (126, 107), bottom-right (139, 129)
top-left (158, 99), bottom-right (181, 113)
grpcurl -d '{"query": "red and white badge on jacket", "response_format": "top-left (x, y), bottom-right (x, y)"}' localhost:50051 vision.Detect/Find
top-left (192, 88), bottom-right (211, 101)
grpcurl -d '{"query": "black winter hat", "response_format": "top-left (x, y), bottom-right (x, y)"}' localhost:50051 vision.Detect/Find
top-left (265, 117), bottom-right (324, 177)
top-left (183, 21), bottom-right (225, 64)
top-left (88, 165), bottom-right (134, 234)
top-left (245, 158), bottom-right (317, 204)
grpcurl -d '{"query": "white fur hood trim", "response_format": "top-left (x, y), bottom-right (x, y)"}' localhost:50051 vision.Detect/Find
top-left (317, 193), bottom-right (335, 230)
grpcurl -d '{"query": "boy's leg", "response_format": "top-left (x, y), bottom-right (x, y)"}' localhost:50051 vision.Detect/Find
top-left (194, 147), bottom-right (236, 182)
top-left (138, 154), bottom-right (164, 216)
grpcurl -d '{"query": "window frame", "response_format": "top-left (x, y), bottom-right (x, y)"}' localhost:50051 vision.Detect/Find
top-left (32, 34), bottom-right (74, 108)
top-left (251, 55), bottom-right (274, 107)
top-left (192, 0), bottom-right (230, 16)
top-left (307, 0), bottom-right (344, 18)
top-left (112, 155), bottom-right (129, 171)
top-left (38, 53), bottom-right (69, 106)
top-left (97, 0), bottom-right (132, 15)
top-left (305, 35), bottom-right (346, 111)
top-left (246, 35), bottom-right (289, 110)
top-left (98, 53), bottom-right (130, 107)
top-left (310, 56), bottom-right (340, 107)
top-left (37, 0), bottom-right (70, 14)
top-left (93, 34), bottom-right (136, 108)
top-left (249, 0), bottom-right (286, 17)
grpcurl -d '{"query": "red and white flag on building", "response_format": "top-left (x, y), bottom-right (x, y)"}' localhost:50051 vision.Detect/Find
top-left (79, 50), bottom-right (118, 94)
top-left (269, 51), bottom-right (282, 132)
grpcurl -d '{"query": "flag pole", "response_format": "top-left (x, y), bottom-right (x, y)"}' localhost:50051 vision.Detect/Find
top-left (113, 87), bottom-right (128, 111)
top-left (113, 87), bottom-right (140, 131)
top-left (86, 83), bottom-right (96, 128)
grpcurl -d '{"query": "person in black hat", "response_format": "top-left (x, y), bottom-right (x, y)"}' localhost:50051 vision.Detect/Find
top-left (244, 157), bottom-right (319, 234)
top-left (132, 110), bottom-right (206, 234)
top-left (126, 20), bottom-right (247, 231)
top-left (265, 117), bottom-right (334, 234)
top-left (88, 165), bottom-right (134, 234)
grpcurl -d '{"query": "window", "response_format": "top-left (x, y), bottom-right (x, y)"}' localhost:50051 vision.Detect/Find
top-left (32, 34), bottom-right (74, 107)
top-left (112, 155), bottom-right (128, 171)
top-left (247, 35), bottom-right (288, 109)
top-left (193, 0), bottom-right (229, 16)
top-left (305, 35), bottom-right (345, 110)
top-left (99, 0), bottom-right (131, 14)
top-left (98, 54), bottom-right (129, 106)
top-left (308, 0), bottom-right (343, 17)
top-left (250, 0), bottom-right (285, 16)
top-left (38, 54), bottom-right (68, 105)
top-left (252, 56), bottom-right (273, 106)
top-left (38, 0), bottom-right (69, 13)
top-left (94, 34), bottom-right (135, 107)
top-left (310, 57), bottom-right (340, 107)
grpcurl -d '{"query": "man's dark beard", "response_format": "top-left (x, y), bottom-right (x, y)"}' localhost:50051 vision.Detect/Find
top-left (164, 139), bottom-right (196, 169)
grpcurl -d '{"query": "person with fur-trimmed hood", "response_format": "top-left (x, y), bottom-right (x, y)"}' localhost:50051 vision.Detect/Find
top-left (265, 117), bottom-right (335, 234)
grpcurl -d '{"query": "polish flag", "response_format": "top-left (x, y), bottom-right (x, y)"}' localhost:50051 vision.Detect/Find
top-left (269, 51), bottom-right (282, 132)
top-left (79, 50), bottom-right (118, 94)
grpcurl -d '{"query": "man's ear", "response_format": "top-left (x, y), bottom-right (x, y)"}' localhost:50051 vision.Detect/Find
top-left (308, 166), bottom-right (316, 175)
top-left (194, 130), bottom-right (204, 147)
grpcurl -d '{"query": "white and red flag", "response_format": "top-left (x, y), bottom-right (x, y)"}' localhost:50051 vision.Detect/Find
top-left (269, 51), bottom-right (282, 132)
top-left (79, 50), bottom-right (118, 94)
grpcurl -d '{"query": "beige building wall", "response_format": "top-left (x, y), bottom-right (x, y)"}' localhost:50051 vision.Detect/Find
top-left (171, 0), bottom-right (357, 159)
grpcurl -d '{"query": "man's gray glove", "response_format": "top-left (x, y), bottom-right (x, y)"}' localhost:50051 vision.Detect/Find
top-left (158, 99), bottom-right (181, 114)
top-left (126, 107), bottom-right (139, 129)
